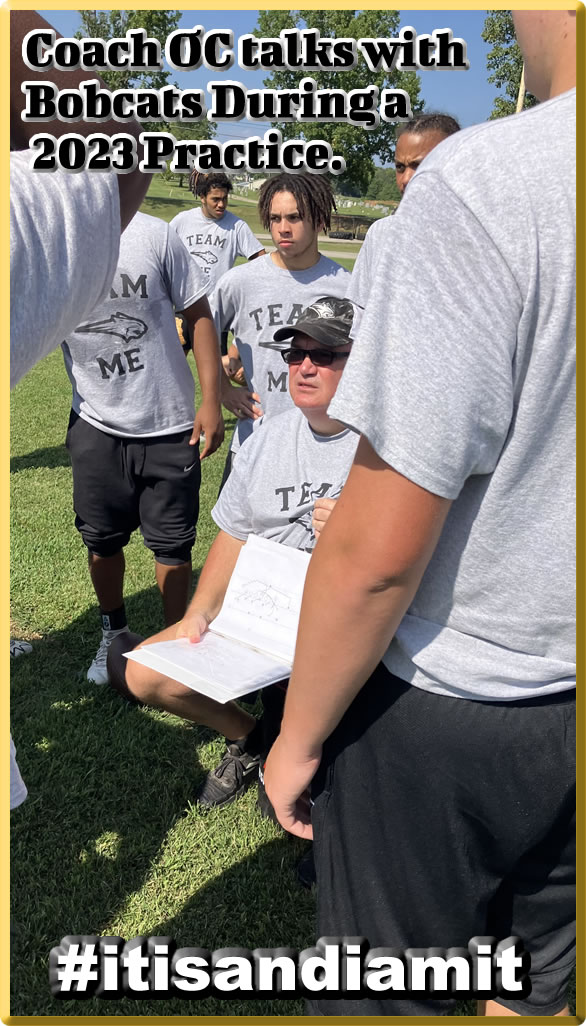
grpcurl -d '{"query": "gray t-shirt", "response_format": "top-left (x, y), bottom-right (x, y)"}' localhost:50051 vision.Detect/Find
top-left (10, 150), bottom-right (120, 388)
top-left (213, 406), bottom-right (359, 552)
top-left (330, 90), bottom-right (576, 702)
top-left (211, 254), bottom-right (351, 451)
top-left (345, 216), bottom-right (391, 336)
top-left (62, 212), bottom-right (209, 437)
top-left (170, 207), bottom-right (262, 289)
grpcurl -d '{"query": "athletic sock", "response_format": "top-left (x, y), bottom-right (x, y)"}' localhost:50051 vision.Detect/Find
top-left (99, 603), bottom-right (128, 634)
top-left (230, 717), bottom-right (264, 756)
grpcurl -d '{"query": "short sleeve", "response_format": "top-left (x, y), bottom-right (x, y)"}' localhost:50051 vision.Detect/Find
top-left (10, 151), bottom-right (120, 387)
top-left (236, 219), bottom-right (263, 260)
top-left (330, 172), bottom-right (521, 499)
top-left (163, 225), bottom-right (210, 311)
top-left (211, 269), bottom-right (237, 338)
top-left (211, 440), bottom-right (256, 540)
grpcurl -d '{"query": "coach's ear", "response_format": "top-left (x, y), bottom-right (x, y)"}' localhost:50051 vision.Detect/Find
top-left (10, 11), bottom-right (151, 230)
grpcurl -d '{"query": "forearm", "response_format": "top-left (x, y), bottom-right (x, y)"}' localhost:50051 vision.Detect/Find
top-left (281, 545), bottom-right (417, 757)
top-left (185, 299), bottom-right (221, 405)
top-left (186, 530), bottom-right (244, 622)
top-left (280, 440), bottom-right (451, 756)
top-left (212, 301), bottom-right (239, 402)
top-left (220, 363), bottom-right (238, 401)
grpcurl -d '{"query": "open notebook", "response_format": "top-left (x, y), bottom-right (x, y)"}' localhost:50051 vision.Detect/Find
top-left (125, 535), bottom-right (311, 703)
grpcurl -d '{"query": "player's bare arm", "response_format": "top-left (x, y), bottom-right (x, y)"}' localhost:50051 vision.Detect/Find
top-left (183, 297), bottom-right (225, 459)
top-left (264, 436), bottom-right (451, 836)
top-left (176, 530), bottom-right (245, 642)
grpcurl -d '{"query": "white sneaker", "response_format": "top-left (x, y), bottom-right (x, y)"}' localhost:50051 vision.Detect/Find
top-left (10, 639), bottom-right (33, 658)
top-left (87, 635), bottom-right (112, 684)
top-left (87, 628), bottom-right (130, 685)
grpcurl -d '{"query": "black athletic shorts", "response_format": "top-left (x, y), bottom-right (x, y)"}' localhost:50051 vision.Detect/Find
top-left (66, 411), bottom-right (200, 565)
top-left (261, 680), bottom-right (288, 753)
top-left (309, 665), bottom-right (575, 1017)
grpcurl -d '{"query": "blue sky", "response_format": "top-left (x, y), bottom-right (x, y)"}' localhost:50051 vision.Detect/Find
top-left (43, 10), bottom-right (497, 134)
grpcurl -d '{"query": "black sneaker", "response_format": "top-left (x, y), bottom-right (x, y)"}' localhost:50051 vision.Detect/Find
top-left (197, 742), bottom-right (262, 809)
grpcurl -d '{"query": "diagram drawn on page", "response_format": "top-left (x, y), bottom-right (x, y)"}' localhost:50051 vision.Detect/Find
top-left (230, 579), bottom-right (295, 626)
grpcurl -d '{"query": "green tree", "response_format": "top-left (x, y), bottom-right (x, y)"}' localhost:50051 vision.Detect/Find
top-left (335, 176), bottom-right (361, 198)
top-left (253, 10), bottom-right (422, 194)
top-left (77, 10), bottom-right (181, 91)
top-left (76, 12), bottom-right (214, 138)
top-left (482, 11), bottom-right (538, 119)
top-left (161, 123), bottom-right (218, 187)
top-left (365, 167), bottom-right (401, 204)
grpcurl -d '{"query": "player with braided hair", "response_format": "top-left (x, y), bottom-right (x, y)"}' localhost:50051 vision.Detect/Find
top-left (394, 112), bottom-right (461, 196)
top-left (171, 171), bottom-right (264, 291)
top-left (213, 172), bottom-right (350, 481)
top-left (257, 172), bottom-right (337, 235)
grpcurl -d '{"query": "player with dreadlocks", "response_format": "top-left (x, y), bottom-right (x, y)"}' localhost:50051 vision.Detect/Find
top-left (257, 172), bottom-right (338, 238)
top-left (213, 172), bottom-right (350, 482)
top-left (171, 172), bottom-right (264, 290)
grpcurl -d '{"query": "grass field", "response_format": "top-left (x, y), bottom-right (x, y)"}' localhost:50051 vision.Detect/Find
top-left (9, 347), bottom-right (480, 1018)
top-left (10, 352), bottom-right (318, 1016)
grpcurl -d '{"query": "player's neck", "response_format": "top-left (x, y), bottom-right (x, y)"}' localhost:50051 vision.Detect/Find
top-left (270, 247), bottom-right (321, 272)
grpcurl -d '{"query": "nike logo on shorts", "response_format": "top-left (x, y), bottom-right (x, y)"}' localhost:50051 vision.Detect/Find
top-left (183, 462), bottom-right (197, 472)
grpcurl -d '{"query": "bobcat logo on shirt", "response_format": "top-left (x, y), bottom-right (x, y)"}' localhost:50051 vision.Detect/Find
top-left (191, 250), bottom-right (219, 268)
top-left (76, 312), bottom-right (148, 344)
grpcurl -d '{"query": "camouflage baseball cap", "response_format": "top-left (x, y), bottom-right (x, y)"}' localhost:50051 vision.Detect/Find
top-left (261, 296), bottom-right (354, 350)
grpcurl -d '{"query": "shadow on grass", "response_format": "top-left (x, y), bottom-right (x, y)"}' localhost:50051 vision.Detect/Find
top-left (141, 195), bottom-right (191, 212)
top-left (11, 444), bottom-right (71, 473)
top-left (21, 832), bottom-right (317, 1017)
top-left (9, 585), bottom-right (321, 1016)
top-left (10, 588), bottom-right (208, 1009)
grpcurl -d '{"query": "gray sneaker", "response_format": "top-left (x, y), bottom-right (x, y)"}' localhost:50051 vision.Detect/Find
top-left (10, 639), bottom-right (32, 658)
top-left (197, 742), bottom-right (262, 809)
top-left (87, 628), bottom-right (131, 685)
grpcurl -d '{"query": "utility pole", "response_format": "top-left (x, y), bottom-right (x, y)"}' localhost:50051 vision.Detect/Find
top-left (515, 65), bottom-right (526, 113)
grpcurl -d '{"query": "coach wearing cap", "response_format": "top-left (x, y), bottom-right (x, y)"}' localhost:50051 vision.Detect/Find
top-left (107, 297), bottom-right (359, 810)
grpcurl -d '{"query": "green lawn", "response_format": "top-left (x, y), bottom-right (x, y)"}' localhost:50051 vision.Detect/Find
top-left (10, 350), bottom-right (316, 1016)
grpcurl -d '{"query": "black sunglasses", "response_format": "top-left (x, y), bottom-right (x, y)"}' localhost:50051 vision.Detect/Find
top-left (281, 347), bottom-right (350, 367)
